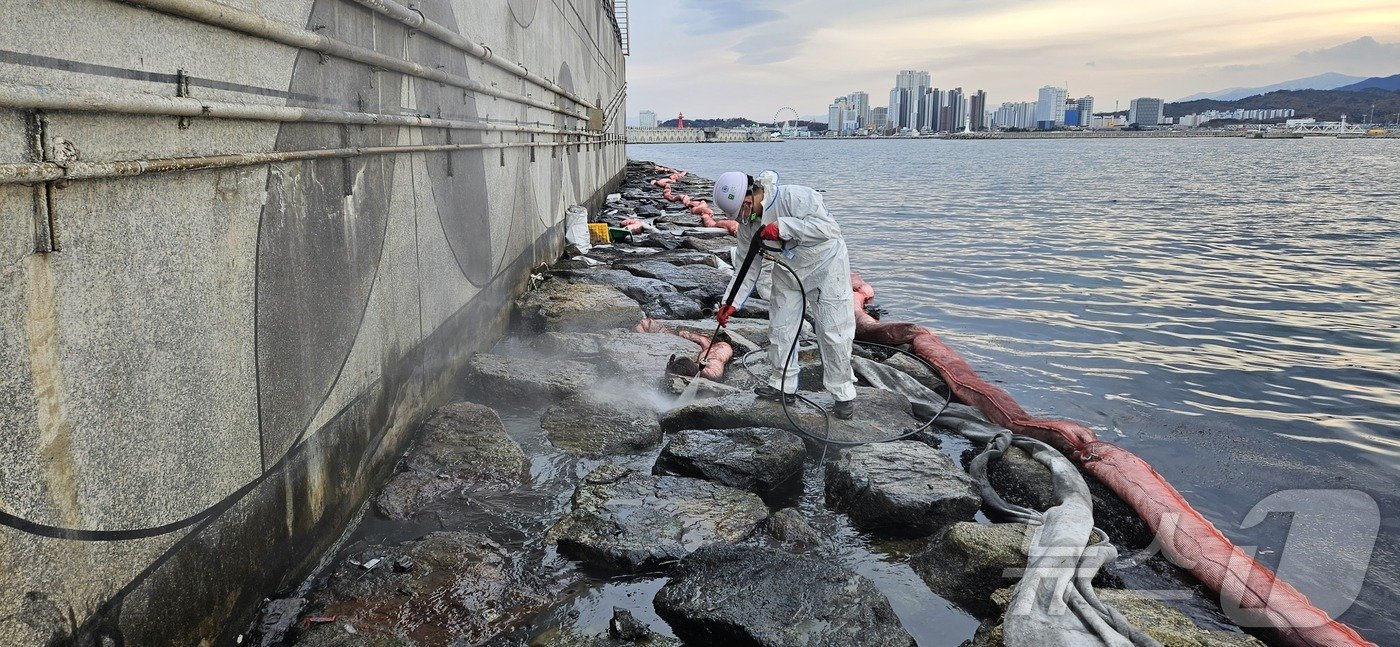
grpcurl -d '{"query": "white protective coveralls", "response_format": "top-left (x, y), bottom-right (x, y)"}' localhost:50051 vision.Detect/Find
top-left (723, 171), bottom-right (857, 401)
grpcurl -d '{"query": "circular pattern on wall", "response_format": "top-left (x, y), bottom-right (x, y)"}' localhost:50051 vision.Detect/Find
top-left (509, 0), bottom-right (537, 28)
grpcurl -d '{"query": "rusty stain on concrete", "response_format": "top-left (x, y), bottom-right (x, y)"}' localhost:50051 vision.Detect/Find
top-left (25, 254), bottom-right (82, 528)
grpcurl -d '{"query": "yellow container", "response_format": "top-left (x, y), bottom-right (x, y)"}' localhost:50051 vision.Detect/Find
top-left (588, 222), bottom-right (611, 244)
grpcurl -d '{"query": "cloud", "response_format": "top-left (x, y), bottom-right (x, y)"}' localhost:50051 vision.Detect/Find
top-left (731, 32), bottom-right (809, 65)
top-left (677, 0), bottom-right (785, 34)
top-left (1294, 36), bottom-right (1400, 65)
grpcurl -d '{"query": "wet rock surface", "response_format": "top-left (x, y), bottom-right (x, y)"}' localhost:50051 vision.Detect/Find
top-left (826, 440), bottom-right (982, 536)
top-left (530, 330), bottom-right (702, 387)
top-left (653, 544), bottom-right (915, 647)
top-left (660, 386), bottom-right (923, 446)
top-left (555, 268), bottom-right (677, 304)
top-left (299, 532), bottom-right (554, 646)
top-left (466, 354), bottom-right (599, 405)
top-left (986, 445), bottom-right (1057, 512)
top-left (653, 426), bottom-right (805, 504)
top-left (376, 403), bottom-right (525, 520)
top-left (616, 259), bottom-right (730, 292)
top-left (909, 521), bottom-right (1033, 617)
top-left (547, 465), bottom-right (769, 571)
top-left (641, 291), bottom-right (704, 319)
top-left (542, 395), bottom-right (662, 456)
top-left (1094, 590), bottom-right (1268, 647)
top-left (518, 280), bottom-right (644, 333)
top-left (763, 507), bottom-right (825, 551)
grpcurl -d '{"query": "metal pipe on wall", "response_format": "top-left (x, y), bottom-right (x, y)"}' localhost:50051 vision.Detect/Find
top-left (344, 0), bottom-right (597, 111)
top-left (0, 137), bottom-right (627, 184)
top-left (117, 0), bottom-right (591, 122)
top-left (0, 85), bottom-right (600, 137)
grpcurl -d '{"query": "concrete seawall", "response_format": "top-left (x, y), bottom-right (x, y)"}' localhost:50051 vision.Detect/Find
top-left (0, 0), bottom-right (625, 643)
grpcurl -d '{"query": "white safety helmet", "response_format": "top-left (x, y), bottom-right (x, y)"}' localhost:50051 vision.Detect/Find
top-left (712, 171), bottom-right (750, 218)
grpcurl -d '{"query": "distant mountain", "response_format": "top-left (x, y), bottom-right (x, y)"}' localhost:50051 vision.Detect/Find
top-left (658, 117), bottom-right (758, 129)
top-left (1176, 72), bottom-right (1366, 102)
top-left (1336, 74), bottom-right (1400, 92)
top-left (1166, 87), bottom-right (1400, 122)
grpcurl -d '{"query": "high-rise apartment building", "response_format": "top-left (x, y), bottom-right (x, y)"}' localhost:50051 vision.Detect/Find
top-left (992, 102), bottom-right (1038, 130)
top-left (847, 91), bottom-right (871, 129)
top-left (828, 96), bottom-right (851, 135)
top-left (890, 70), bottom-right (930, 130)
top-left (888, 88), bottom-right (905, 131)
top-left (1128, 97), bottom-right (1164, 126)
top-left (639, 110), bottom-right (657, 128)
top-left (940, 87), bottom-right (965, 132)
top-left (1076, 96), bottom-right (1094, 127)
top-left (921, 89), bottom-right (941, 132)
top-left (872, 107), bottom-right (889, 132)
top-left (970, 90), bottom-right (987, 131)
top-left (1036, 86), bottom-right (1067, 129)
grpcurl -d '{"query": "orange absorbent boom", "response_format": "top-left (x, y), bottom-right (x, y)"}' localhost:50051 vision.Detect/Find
top-left (651, 167), bottom-right (740, 235)
top-left (635, 318), bottom-right (733, 381)
top-left (849, 273), bottom-right (1375, 647)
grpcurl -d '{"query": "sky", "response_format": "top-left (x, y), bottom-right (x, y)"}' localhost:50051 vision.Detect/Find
top-left (623, 0), bottom-right (1400, 123)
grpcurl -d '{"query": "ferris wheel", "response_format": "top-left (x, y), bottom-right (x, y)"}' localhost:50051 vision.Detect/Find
top-left (773, 107), bottom-right (800, 135)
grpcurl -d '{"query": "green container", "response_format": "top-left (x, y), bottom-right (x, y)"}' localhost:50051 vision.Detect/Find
top-left (607, 226), bottom-right (632, 242)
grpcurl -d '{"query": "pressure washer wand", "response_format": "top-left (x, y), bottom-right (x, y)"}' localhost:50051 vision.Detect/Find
top-left (698, 230), bottom-right (769, 364)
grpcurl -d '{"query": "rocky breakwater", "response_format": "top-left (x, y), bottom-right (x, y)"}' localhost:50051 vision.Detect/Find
top-left (261, 160), bottom-right (1264, 647)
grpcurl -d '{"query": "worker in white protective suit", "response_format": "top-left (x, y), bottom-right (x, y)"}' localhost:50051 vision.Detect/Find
top-left (711, 170), bottom-right (858, 419)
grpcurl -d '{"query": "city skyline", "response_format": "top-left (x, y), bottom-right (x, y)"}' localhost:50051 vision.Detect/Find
top-left (627, 0), bottom-right (1399, 123)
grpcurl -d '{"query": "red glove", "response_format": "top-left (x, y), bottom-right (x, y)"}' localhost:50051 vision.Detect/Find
top-left (759, 222), bottom-right (781, 241)
top-left (716, 304), bottom-right (737, 326)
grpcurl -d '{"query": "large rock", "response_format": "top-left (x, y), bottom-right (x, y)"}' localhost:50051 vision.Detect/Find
top-left (542, 395), bottom-right (663, 456)
top-left (376, 403), bottom-right (525, 520)
top-left (681, 281), bottom-right (729, 308)
top-left (530, 330), bottom-right (702, 387)
top-left (653, 427), bottom-right (805, 505)
top-left (555, 268), bottom-right (677, 304)
top-left (547, 465), bottom-right (768, 571)
top-left (909, 522), bottom-right (1033, 617)
top-left (653, 545), bottom-right (915, 647)
top-left (763, 507), bottom-right (825, 552)
top-left (298, 532), bottom-right (555, 646)
top-left (531, 330), bottom-right (611, 358)
top-left (611, 249), bottom-right (717, 268)
top-left (1094, 590), bottom-right (1267, 647)
top-left (681, 234), bottom-right (735, 255)
top-left (617, 259), bottom-right (730, 292)
top-left (884, 352), bottom-right (946, 392)
top-left (654, 212), bottom-right (702, 227)
top-left (661, 387), bottom-right (924, 447)
top-left (517, 280), bottom-right (644, 333)
top-left (986, 445), bottom-right (1057, 513)
top-left (825, 440), bottom-right (982, 536)
top-left (464, 353), bottom-right (598, 405)
top-left (642, 292), bottom-right (704, 320)
top-left (599, 334), bottom-right (708, 385)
